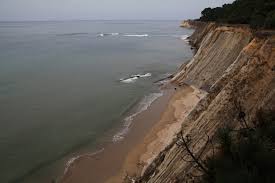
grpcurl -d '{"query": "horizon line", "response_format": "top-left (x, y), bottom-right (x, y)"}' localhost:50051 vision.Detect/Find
top-left (0, 18), bottom-right (188, 23)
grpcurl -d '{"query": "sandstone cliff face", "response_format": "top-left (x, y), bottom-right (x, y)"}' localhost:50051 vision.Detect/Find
top-left (172, 26), bottom-right (252, 90)
top-left (140, 24), bottom-right (275, 183)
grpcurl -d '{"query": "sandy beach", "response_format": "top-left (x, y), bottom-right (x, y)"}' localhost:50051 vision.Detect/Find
top-left (60, 83), bottom-right (206, 183)
top-left (106, 84), bottom-right (206, 183)
top-left (60, 86), bottom-right (175, 183)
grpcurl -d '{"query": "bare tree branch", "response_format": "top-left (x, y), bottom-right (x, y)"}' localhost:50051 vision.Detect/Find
top-left (178, 131), bottom-right (210, 174)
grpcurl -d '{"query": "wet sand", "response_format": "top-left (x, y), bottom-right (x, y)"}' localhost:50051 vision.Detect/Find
top-left (60, 84), bottom-right (206, 183)
top-left (60, 87), bottom-right (176, 183)
top-left (106, 85), bottom-right (206, 183)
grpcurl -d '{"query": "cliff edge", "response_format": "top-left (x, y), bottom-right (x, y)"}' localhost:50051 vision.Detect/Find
top-left (138, 22), bottom-right (275, 183)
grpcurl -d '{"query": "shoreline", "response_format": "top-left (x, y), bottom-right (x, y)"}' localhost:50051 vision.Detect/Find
top-left (60, 86), bottom-right (177, 183)
top-left (57, 27), bottom-right (197, 183)
top-left (59, 81), bottom-right (206, 183)
top-left (106, 84), bottom-right (206, 183)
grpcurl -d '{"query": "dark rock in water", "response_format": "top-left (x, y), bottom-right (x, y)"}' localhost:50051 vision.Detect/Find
top-left (167, 75), bottom-right (174, 79)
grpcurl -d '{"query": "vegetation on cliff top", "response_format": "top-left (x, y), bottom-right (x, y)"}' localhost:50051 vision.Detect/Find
top-left (199, 0), bottom-right (275, 29)
top-left (202, 110), bottom-right (275, 183)
top-left (175, 109), bottom-right (275, 183)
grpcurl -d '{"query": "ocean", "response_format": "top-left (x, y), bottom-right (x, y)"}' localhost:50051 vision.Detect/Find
top-left (0, 20), bottom-right (193, 182)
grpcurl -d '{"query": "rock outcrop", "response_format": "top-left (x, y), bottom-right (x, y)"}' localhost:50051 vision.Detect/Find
top-left (180, 20), bottom-right (206, 29)
top-left (139, 23), bottom-right (275, 183)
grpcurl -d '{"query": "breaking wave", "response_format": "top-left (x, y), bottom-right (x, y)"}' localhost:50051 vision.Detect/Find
top-left (120, 73), bottom-right (152, 83)
top-left (180, 35), bottom-right (189, 41)
top-left (112, 92), bottom-right (163, 142)
top-left (63, 148), bottom-right (105, 175)
top-left (96, 33), bottom-right (190, 39)
top-left (97, 32), bottom-right (120, 37)
top-left (97, 33), bottom-right (149, 38)
top-left (123, 34), bottom-right (149, 37)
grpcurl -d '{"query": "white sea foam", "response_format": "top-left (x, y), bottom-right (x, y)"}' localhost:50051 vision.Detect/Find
top-left (120, 77), bottom-right (139, 83)
top-left (134, 73), bottom-right (152, 78)
top-left (180, 35), bottom-right (189, 41)
top-left (123, 34), bottom-right (149, 37)
top-left (120, 73), bottom-right (152, 83)
top-left (97, 33), bottom-right (120, 37)
top-left (112, 92), bottom-right (163, 142)
top-left (97, 33), bottom-right (188, 39)
top-left (63, 148), bottom-right (105, 175)
top-left (97, 33), bottom-right (149, 38)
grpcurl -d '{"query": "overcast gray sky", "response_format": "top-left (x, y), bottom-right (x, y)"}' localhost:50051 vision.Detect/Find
top-left (0, 0), bottom-right (234, 21)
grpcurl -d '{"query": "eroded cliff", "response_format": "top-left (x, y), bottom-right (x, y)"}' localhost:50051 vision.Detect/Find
top-left (139, 23), bottom-right (275, 183)
top-left (172, 25), bottom-right (252, 90)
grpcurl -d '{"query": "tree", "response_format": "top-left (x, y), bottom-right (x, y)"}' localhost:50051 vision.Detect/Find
top-left (265, 11), bottom-right (275, 28)
top-left (201, 110), bottom-right (275, 183)
top-left (199, 0), bottom-right (275, 29)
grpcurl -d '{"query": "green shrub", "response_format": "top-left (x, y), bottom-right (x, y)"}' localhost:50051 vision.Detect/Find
top-left (201, 110), bottom-right (275, 183)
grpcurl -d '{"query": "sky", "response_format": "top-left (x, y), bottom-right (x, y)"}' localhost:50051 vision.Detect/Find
top-left (0, 0), bottom-right (234, 21)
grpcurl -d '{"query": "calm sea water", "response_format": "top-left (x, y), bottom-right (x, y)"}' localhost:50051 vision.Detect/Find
top-left (0, 20), bottom-right (193, 182)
